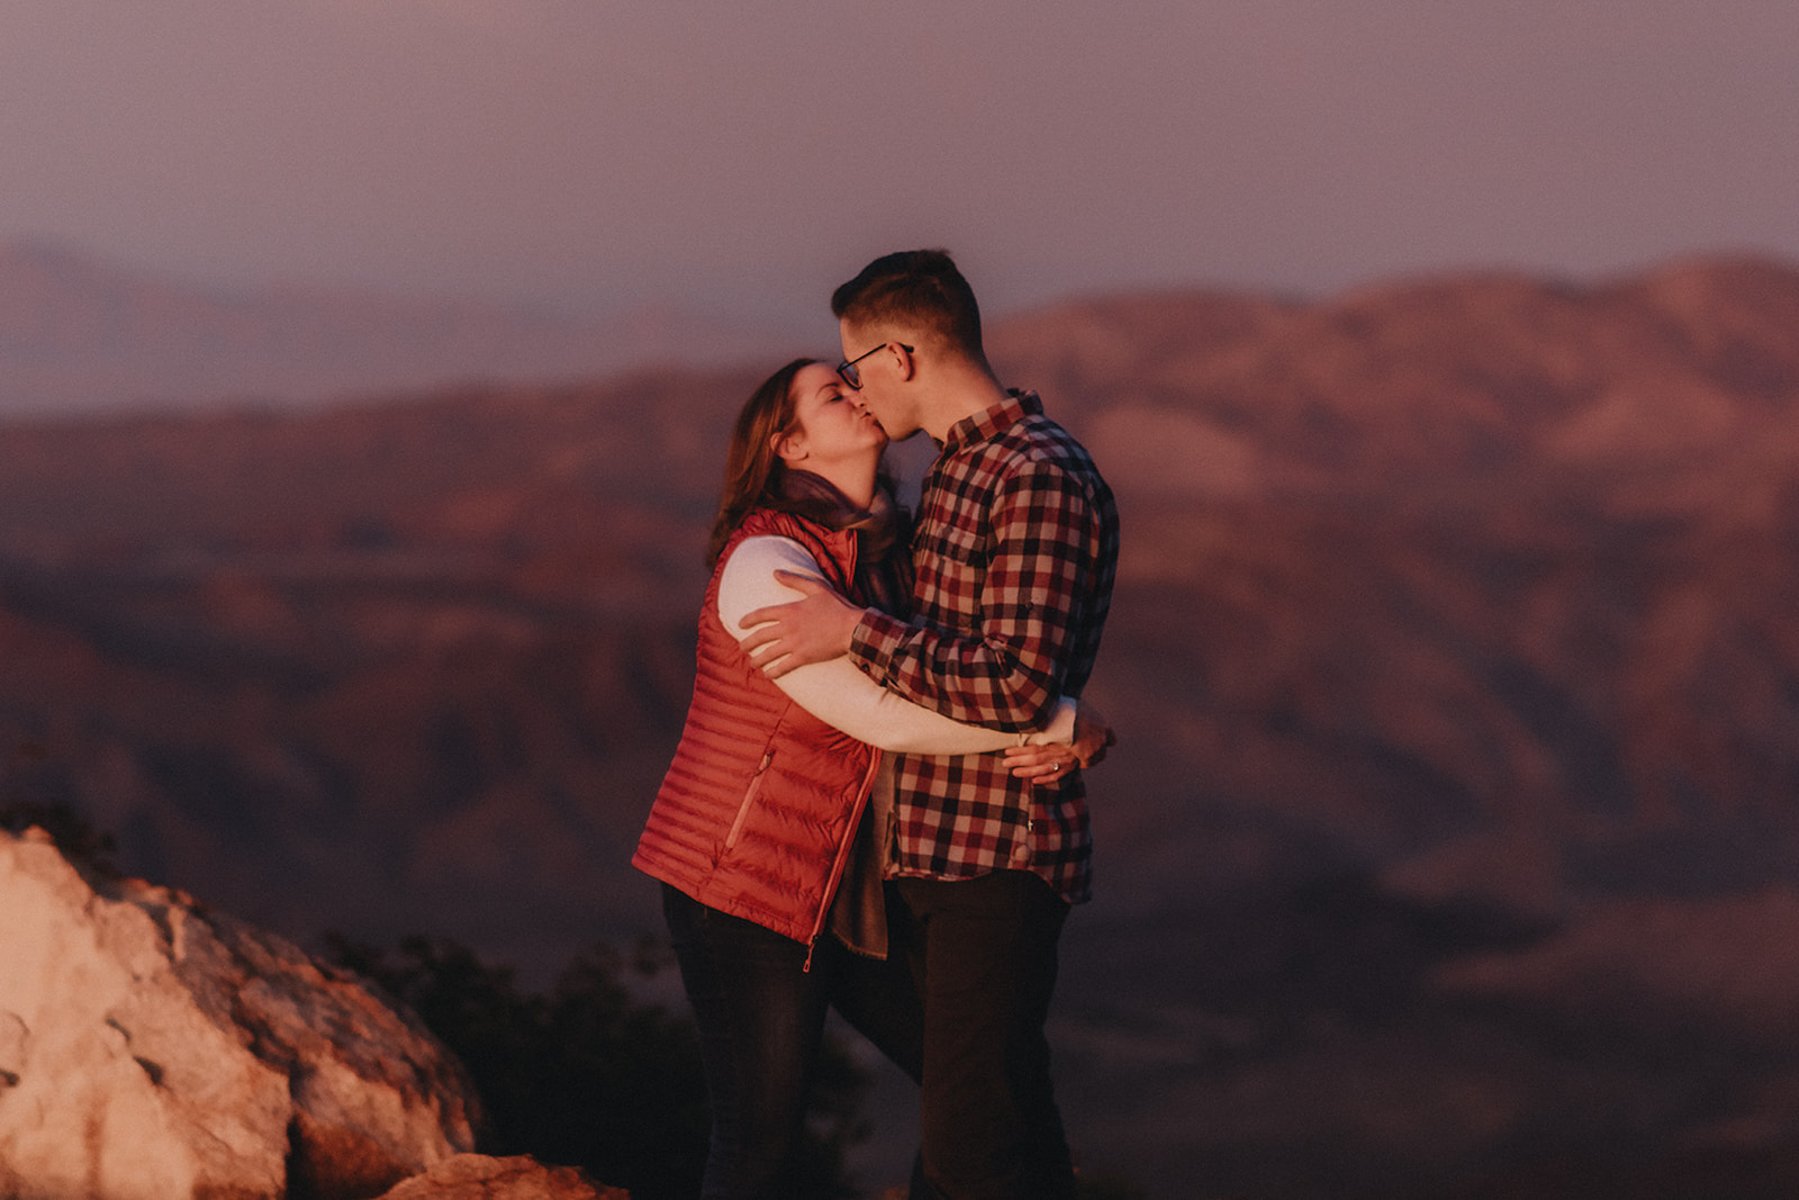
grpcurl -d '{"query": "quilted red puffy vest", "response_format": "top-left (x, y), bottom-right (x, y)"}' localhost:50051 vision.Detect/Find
top-left (632, 508), bottom-right (880, 947)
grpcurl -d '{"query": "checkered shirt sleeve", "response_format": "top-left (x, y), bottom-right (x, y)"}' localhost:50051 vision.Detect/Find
top-left (849, 391), bottom-right (1120, 903)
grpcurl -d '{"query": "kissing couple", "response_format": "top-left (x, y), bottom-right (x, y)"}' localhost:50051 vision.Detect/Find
top-left (635, 248), bottom-right (1120, 1200)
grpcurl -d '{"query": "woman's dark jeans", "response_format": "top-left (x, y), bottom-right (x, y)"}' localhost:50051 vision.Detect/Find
top-left (662, 883), bottom-right (923, 1200)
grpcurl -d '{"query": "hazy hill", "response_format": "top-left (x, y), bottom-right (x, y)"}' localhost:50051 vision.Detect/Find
top-left (4, 257), bottom-right (1799, 1196)
top-left (0, 240), bottom-right (788, 415)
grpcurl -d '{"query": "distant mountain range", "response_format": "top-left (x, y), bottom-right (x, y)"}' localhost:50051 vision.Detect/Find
top-left (0, 239), bottom-right (794, 415)
top-left (3, 255), bottom-right (1799, 1197)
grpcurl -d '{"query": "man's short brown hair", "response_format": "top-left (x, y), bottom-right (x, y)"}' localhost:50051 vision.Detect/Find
top-left (831, 249), bottom-right (985, 360)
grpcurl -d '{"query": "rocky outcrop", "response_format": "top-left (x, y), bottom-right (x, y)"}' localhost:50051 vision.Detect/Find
top-left (375, 1154), bottom-right (626, 1199)
top-left (0, 825), bottom-right (479, 1199)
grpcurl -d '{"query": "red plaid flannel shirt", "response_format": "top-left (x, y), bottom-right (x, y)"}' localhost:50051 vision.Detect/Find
top-left (849, 391), bottom-right (1120, 903)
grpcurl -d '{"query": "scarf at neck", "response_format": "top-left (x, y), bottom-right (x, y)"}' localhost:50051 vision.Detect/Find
top-left (773, 469), bottom-right (906, 615)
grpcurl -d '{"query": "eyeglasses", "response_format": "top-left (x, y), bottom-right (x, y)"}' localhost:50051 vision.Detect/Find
top-left (835, 342), bottom-right (913, 390)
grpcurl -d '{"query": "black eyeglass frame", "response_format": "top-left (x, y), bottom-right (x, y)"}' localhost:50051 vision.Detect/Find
top-left (835, 342), bottom-right (914, 390)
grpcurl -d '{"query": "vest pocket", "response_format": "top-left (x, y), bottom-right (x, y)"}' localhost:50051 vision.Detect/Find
top-left (724, 748), bottom-right (775, 852)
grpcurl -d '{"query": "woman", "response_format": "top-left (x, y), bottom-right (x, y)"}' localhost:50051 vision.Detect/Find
top-left (632, 358), bottom-right (1098, 1199)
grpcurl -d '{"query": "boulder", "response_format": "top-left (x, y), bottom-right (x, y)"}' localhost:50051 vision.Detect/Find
top-left (0, 825), bottom-right (479, 1199)
top-left (376, 1154), bottom-right (626, 1199)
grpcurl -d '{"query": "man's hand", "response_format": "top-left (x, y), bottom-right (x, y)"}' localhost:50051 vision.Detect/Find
top-left (739, 570), bottom-right (868, 679)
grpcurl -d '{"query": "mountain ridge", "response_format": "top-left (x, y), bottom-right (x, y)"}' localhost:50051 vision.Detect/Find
top-left (0, 238), bottom-right (792, 415)
top-left (4, 253), bottom-right (1799, 1196)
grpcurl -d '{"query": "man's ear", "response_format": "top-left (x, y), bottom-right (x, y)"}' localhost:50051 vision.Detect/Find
top-left (893, 341), bottom-right (918, 382)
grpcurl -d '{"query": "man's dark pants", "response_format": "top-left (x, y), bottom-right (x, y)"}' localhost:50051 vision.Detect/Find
top-left (894, 870), bottom-right (1075, 1200)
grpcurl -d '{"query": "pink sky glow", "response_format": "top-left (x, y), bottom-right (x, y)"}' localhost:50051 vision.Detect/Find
top-left (4, 0), bottom-right (1796, 332)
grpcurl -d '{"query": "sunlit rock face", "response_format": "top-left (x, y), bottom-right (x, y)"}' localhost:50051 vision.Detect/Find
top-left (0, 826), bottom-right (478, 1200)
top-left (375, 1154), bottom-right (627, 1199)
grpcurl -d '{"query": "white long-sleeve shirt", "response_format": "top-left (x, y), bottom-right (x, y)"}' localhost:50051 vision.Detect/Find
top-left (718, 536), bottom-right (1076, 754)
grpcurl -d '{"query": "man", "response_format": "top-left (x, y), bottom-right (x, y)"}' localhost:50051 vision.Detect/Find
top-left (741, 249), bottom-right (1120, 1199)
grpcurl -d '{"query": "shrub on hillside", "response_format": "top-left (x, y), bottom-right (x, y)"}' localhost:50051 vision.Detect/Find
top-left (323, 932), bottom-right (872, 1200)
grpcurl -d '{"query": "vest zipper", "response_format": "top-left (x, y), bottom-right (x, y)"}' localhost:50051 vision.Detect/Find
top-left (724, 748), bottom-right (776, 852)
top-left (802, 747), bottom-right (884, 973)
top-left (802, 529), bottom-right (868, 974)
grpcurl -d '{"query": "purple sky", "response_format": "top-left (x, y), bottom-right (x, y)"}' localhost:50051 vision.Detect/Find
top-left (5, 0), bottom-right (1796, 334)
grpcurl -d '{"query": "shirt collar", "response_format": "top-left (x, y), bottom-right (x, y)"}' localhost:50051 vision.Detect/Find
top-left (940, 389), bottom-right (1042, 454)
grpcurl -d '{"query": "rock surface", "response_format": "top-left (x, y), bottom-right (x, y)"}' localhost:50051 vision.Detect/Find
top-left (0, 825), bottom-right (479, 1199)
top-left (376, 1154), bottom-right (626, 1199)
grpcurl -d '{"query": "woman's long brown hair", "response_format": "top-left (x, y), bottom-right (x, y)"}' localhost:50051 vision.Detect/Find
top-left (705, 357), bottom-right (816, 566)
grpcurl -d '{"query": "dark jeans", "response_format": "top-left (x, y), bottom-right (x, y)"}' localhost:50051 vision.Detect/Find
top-left (893, 870), bottom-right (1075, 1200)
top-left (662, 883), bottom-right (923, 1200)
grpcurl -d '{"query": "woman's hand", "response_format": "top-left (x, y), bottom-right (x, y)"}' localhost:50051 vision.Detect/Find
top-left (1071, 701), bottom-right (1116, 769)
top-left (1003, 741), bottom-right (1081, 785)
top-left (1004, 703), bottom-right (1117, 786)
